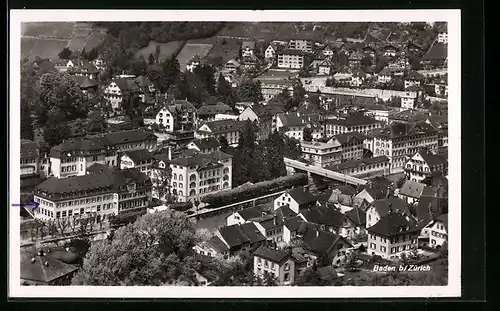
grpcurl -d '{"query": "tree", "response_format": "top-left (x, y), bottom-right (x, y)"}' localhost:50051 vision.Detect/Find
top-left (298, 68), bottom-right (311, 78)
top-left (361, 56), bottom-right (373, 70)
top-left (292, 80), bottom-right (306, 99)
top-left (194, 65), bottom-right (216, 96)
top-left (43, 120), bottom-right (72, 147)
top-left (283, 135), bottom-right (302, 160)
top-left (58, 47), bottom-right (73, 60)
top-left (153, 166), bottom-right (174, 203)
top-left (72, 210), bottom-right (198, 286)
top-left (216, 73), bottom-right (234, 104)
top-left (148, 53), bottom-right (156, 65)
top-left (21, 100), bottom-right (34, 140)
top-left (154, 45), bottom-right (161, 63)
top-left (295, 267), bottom-right (324, 286)
top-left (303, 127), bottom-right (313, 142)
top-left (262, 271), bottom-right (278, 286)
top-left (237, 78), bottom-right (263, 104)
top-left (375, 55), bottom-right (389, 73)
top-left (219, 136), bottom-right (229, 153)
top-left (265, 131), bottom-right (287, 179)
top-left (161, 55), bottom-right (181, 92)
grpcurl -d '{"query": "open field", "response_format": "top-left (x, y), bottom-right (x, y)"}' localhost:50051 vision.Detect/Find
top-left (21, 37), bottom-right (37, 59)
top-left (72, 25), bottom-right (93, 37)
top-left (83, 31), bottom-right (107, 51)
top-left (66, 36), bottom-right (88, 52)
top-left (135, 40), bottom-right (185, 62)
top-left (176, 42), bottom-right (214, 71)
top-left (218, 22), bottom-right (326, 41)
top-left (29, 38), bottom-right (69, 60)
top-left (206, 37), bottom-right (242, 63)
top-left (22, 22), bottom-right (76, 38)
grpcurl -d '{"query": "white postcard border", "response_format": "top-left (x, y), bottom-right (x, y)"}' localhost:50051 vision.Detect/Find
top-left (9, 9), bottom-right (461, 298)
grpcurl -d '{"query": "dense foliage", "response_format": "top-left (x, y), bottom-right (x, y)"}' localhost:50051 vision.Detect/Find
top-left (201, 173), bottom-right (308, 207)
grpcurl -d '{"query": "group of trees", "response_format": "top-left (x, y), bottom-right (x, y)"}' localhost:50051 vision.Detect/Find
top-left (230, 121), bottom-right (299, 187)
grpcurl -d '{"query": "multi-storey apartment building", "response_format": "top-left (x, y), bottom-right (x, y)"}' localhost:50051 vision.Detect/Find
top-left (253, 246), bottom-right (296, 285)
top-left (49, 139), bottom-right (108, 179)
top-left (33, 168), bottom-right (152, 221)
top-left (288, 39), bottom-right (313, 53)
top-left (437, 32), bottom-right (448, 44)
top-left (400, 89), bottom-right (418, 110)
top-left (428, 214), bottom-right (448, 248)
top-left (326, 156), bottom-right (390, 179)
top-left (195, 119), bottom-right (245, 146)
top-left (362, 105), bottom-right (391, 123)
top-left (404, 150), bottom-right (448, 182)
top-left (103, 77), bottom-right (141, 110)
top-left (300, 140), bottom-right (342, 168)
top-left (169, 150), bottom-right (233, 202)
top-left (21, 139), bottom-right (39, 177)
top-left (277, 49), bottom-right (305, 69)
top-left (89, 129), bottom-right (158, 154)
top-left (367, 211), bottom-right (420, 260)
top-left (120, 149), bottom-right (155, 177)
top-left (276, 113), bottom-right (323, 141)
top-left (369, 122), bottom-right (439, 173)
top-left (324, 115), bottom-right (382, 136)
top-left (328, 132), bottom-right (366, 162)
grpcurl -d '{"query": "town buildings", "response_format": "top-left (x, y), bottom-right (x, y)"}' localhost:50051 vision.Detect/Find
top-left (21, 139), bottom-right (39, 177)
top-left (33, 168), bottom-right (152, 221)
top-left (253, 246), bottom-right (295, 285)
top-left (277, 49), bottom-right (305, 69)
top-left (120, 149), bottom-right (155, 177)
top-left (326, 156), bottom-right (391, 179)
top-left (404, 150), bottom-right (448, 182)
top-left (428, 214), bottom-right (448, 247)
top-left (328, 132), bottom-right (367, 162)
top-left (273, 186), bottom-right (317, 214)
top-left (195, 119), bottom-right (245, 146)
top-left (300, 140), bottom-right (342, 168)
top-left (168, 150), bottom-right (233, 202)
top-left (324, 115), bottom-right (382, 136)
top-left (288, 39), bottom-right (313, 53)
top-left (369, 122), bottom-right (439, 173)
top-left (276, 113), bottom-right (323, 141)
top-left (366, 211), bottom-right (420, 260)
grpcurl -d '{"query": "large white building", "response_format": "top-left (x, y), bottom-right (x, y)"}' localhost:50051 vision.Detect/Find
top-left (195, 119), bottom-right (245, 146)
top-left (33, 168), bottom-right (152, 221)
top-left (277, 49), bottom-right (305, 69)
top-left (324, 115), bottom-right (382, 136)
top-left (437, 32), bottom-right (448, 44)
top-left (168, 150), bottom-right (233, 202)
top-left (300, 140), bottom-right (342, 168)
top-left (404, 150), bottom-right (448, 183)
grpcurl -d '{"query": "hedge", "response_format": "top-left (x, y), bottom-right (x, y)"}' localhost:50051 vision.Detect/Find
top-left (169, 202), bottom-right (193, 212)
top-left (201, 173), bottom-right (308, 208)
top-left (110, 208), bottom-right (147, 228)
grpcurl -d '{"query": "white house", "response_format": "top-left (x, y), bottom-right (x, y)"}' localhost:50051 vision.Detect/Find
top-left (273, 186), bottom-right (317, 214)
top-left (437, 32), bottom-right (448, 44)
top-left (428, 214), bottom-right (448, 247)
top-left (377, 69), bottom-right (393, 84)
top-left (401, 90), bottom-right (418, 110)
top-left (186, 55), bottom-right (202, 73)
top-left (241, 41), bottom-right (256, 57)
top-left (155, 106), bottom-right (175, 131)
top-left (120, 149), bottom-right (155, 178)
top-left (365, 197), bottom-right (413, 229)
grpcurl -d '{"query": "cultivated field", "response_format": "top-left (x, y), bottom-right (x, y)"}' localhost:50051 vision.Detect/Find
top-left (66, 36), bottom-right (88, 52)
top-left (135, 40), bottom-right (185, 62)
top-left (29, 39), bottom-right (69, 60)
top-left (206, 37), bottom-right (242, 63)
top-left (22, 22), bottom-right (76, 38)
top-left (83, 31), bottom-right (107, 51)
top-left (21, 37), bottom-right (37, 59)
top-left (176, 42), bottom-right (214, 71)
top-left (218, 22), bottom-right (324, 41)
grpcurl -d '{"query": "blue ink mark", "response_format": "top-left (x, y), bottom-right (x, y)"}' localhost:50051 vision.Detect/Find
top-left (12, 202), bottom-right (40, 212)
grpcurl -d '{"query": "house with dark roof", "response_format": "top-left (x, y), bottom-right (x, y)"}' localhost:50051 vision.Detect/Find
top-left (427, 214), bottom-right (448, 248)
top-left (214, 222), bottom-right (267, 255)
top-left (324, 115), bottom-right (382, 136)
top-left (120, 149), bottom-right (155, 176)
top-left (186, 137), bottom-right (221, 154)
top-left (276, 112), bottom-right (323, 140)
top-left (88, 129), bottom-right (158, 153)
top-left (274, 186), bottom-right (317, 214)
top-left (193, 235), bottom-right (231, 258)
top-left (404, 70), bottom-right (424, 89)
top-left (345, 207), bottom-right (368, 235)
top-left (103, 77), bottom-right (142, 109)
top-left (282, 215), bottom-right (305, 243)
top-left (365, 197), bottom-right (414, 229)
top-left (238, 103), bottom-right (285, 141)
top-left (298, 223), bottom-right (353, 266)
top-left (241, 41), bottom-right (256, 57)
top-left (195, 119), bottom-right (246, 146)
top-left (404, 150), bottom-right (448, 183)
top-left (197, 103), bottom-right (235, 124)
top-left (355, 177), bottom-right (393, 204)
top-left (253, 246), bottom-right (295, 285)
top-left (398, 180), bottom-right (437, 205)
top-left (299, 204), bottom-right (358, 238)
top-left (33, 168), bottom-right (152, 221)
top-left (328, 132), bottom-right (367, 162)
top-left (383, 44), bottom-right (399, 58)
top-left (277, 48), bottom-right (306, 69)
top-left (366, 211), bottom-right (420, 260)
top-left (21, 249), bottom-right (79, 285)
top-left (225, 204), bottom-right (272, 226)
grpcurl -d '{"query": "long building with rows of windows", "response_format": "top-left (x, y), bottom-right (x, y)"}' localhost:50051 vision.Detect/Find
top-left (33, 168), bottom-right (152, 221)
top-left (168, 150), bottom-right (233, 202)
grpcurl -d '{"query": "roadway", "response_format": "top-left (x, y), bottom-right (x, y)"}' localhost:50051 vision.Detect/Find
top-left (283, 158), bottom-right (368, 187)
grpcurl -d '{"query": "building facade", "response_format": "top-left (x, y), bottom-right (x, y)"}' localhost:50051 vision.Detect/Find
top-left (300, 140), bottom-right (342, 168)
top-left (277, 49), bottom-right (305, 69)
top-left (325, 116), bottom-right (382, 136)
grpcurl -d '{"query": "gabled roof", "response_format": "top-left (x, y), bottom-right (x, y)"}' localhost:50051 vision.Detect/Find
top-left (367, 212), bottom-right (420, 237)
top-left (36, 168), bottom-right (149, 195)
top-left (417, 151), bottom-right (448, 167)
top-left (325, 115), bottom-right (380, 126)
top-left (415, 195), bottom-right (445, 223)
top-left (251, 103), bottom-right (285, 118)
top-left (198, 119), bottom-right (245, 135)
top-left (349, 50), bottom-right (365, 60)
top-left (225, 59), bottom-right (240, 67)
top-left (405, 70), bottom-right (424, 81)
top-left (21, 250), bottom-right (78, 283)
top-left (190, 137), bottom-right (221, 151)
top-left (300, 205), bottom-right (346, 229)
top-left (370, 197), bottom-right (412, 219)
top-left (218, 223), bottom-right (266, 248)
top-left (86, 163), bottom-right (118, 175)
top-left (346, 207), bottom-right (367, 226)
top-left (332, 131), bottom-right (368, 145)
top-left (278, 48), bottom-right (306, 56)
top-left (283, 215), bottom-right (304, 232)
top-left (123, 149), bottom-right (155, 163)
top-left (50, 138), bottom-right (105, 158)
top-left (206, 236), bottom-right (230, 253)
top-left (90, 129), bottom-right (158, 146)
top-left (287, 186), bottom-right (317, 205)
top-left (110, 78), bottom-right (140, 92)
top-left (370, 122), bottom-right (437, 139)
top-left (80, 77), bottom-right (98, 88)
top-left (278, 113), bottom-right (322, 128)
top-left (275, 204), bottom-right (298, 222)
top-left (234, 205), bottom-right (269, 221)
top-left (254, 246), bottom-right (289, 264)
top-left (197, 103), bottom-right (233, 116)
top-left (301, 225), bottom-right (350, 254)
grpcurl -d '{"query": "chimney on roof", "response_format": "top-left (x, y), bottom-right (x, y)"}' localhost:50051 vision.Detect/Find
top-left (273, 215), bottom-right (277, 226)
top-left (31, 258), bottom-right (36, 263)
top-left (168, 146), bottom-right (172, 161)
top-left (315, 229), bottom-right (319, 237)
top-left (388, 203), bottom-right (393, 214)
top-left (44, 262), bottom-right (49, 267)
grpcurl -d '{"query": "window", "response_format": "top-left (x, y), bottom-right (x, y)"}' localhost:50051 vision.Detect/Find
top-left (284, 273), bottom-right (290, 281)
top-left (284, 263), bottom-right (290, 271)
